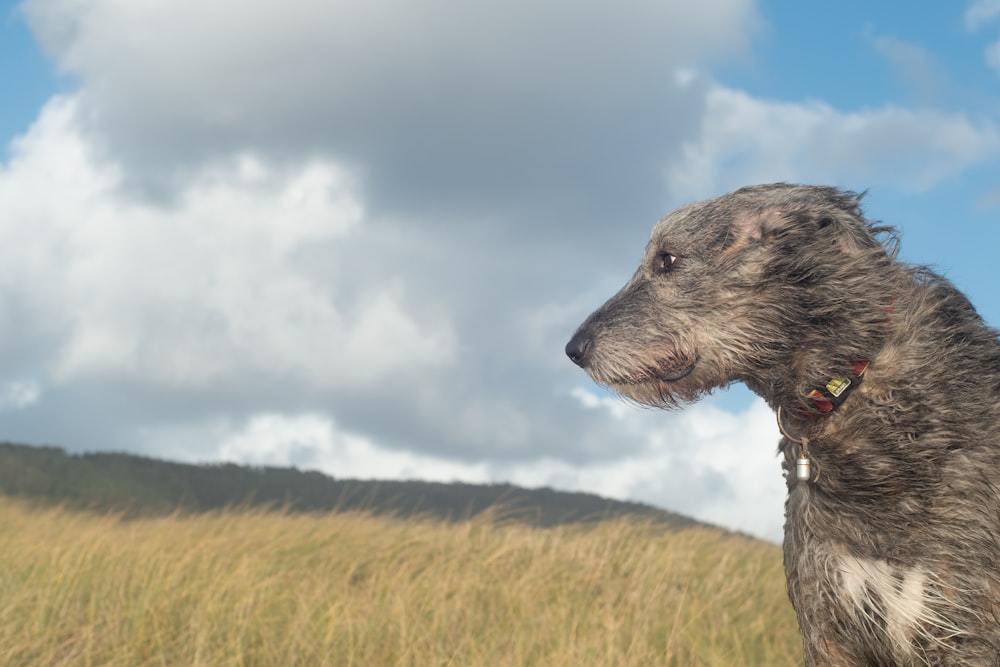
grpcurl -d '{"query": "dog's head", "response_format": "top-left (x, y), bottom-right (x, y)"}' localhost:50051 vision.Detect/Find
top-left (565, 183), bottom-right (897, 409)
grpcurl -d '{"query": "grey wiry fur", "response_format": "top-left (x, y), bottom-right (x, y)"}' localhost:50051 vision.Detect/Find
top-left (566, 184), bottom-right (1000, 666)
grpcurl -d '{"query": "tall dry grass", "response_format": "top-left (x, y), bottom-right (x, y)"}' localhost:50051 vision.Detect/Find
top-left (0, 499), bottom-right (801, 666)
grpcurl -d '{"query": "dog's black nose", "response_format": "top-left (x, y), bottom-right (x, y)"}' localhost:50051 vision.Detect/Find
top-left (565, 331), bottom-right (590, 367)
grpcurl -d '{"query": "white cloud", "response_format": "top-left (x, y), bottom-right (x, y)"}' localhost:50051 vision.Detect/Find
top-left (965, 0), bottom-right (1000, 30)
top-left (558, 390), bottom-right (785, 541)
top-left (570, 386), bottom-right (631, 420)
top-left (964, 1), bottom-right (1000, 76)
top-left (24, 0), bottom-right (756, 128)
top-left (871, 35), bottom-right (952, 103)
top-left (212, 412), bottom-right (494, 483)
top-left (0, 97), bottom-right (455, 390)
top-left (21, 0), bottom-right (759, 209)
top-left (667, 78), bottom-right (1000, 200)
top-left (0, 380), bottom-right (42, 411)
top-left (986, 40), bottom-right (1000, 73)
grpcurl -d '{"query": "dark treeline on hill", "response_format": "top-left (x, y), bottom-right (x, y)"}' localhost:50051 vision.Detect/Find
top-left (0, 441), bottom-right (701, 530)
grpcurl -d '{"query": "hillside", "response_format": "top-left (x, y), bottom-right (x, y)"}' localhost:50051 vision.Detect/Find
top-left (0, 500), bottom-right (801, 666)
top-left (0, 442), bottom-right (801, 665)
top-left (0, 441), bottom-right (702, 530)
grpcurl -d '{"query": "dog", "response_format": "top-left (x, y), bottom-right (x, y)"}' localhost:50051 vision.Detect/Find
top-left (566, 184), bottom-right (1000, 666)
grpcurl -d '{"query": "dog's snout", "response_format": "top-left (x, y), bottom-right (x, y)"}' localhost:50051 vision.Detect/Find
top-left (565, 330), bottom-right (591, 367)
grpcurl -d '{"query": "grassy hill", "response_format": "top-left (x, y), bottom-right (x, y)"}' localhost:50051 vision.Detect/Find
top-left (0, 441), bottom-right (702, 529)
top-left (0, 499), bottom-right (801, 666)
top-left (0, 441), bottom-right (801, 665)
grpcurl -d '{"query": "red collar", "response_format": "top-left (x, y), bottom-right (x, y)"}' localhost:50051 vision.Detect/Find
top-left (801, 359), bottom-right (870, 415)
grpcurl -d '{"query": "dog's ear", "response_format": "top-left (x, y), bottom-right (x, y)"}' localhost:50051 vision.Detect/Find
top-left (795, 207), bottom-right (888, 256)
top-left (733, 206), bottom-right (882, 256)
top-left (730, 209), bottom-right (782, 241)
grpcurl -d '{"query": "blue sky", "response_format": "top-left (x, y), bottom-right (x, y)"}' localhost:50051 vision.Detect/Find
top-left (1, 0), bottom-right (999, 542)
top-left (0, 1), bottom-right (56, 153)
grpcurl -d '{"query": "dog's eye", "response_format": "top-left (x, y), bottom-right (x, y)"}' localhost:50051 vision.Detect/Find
top-left (654, 251), bottom-right (679, 274)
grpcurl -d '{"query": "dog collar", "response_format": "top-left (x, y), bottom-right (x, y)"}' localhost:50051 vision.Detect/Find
top-left (780, 360), bottom-right (870, 483)
top-left (805, 360), bottom-right (870, 414)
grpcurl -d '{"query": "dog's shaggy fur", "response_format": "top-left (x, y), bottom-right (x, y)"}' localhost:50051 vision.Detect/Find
top-left (566, 184), bottom-right (1000, 666)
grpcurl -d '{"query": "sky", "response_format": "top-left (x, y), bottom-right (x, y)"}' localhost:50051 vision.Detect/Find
top-left (1, 0), bottom-right (999, 543)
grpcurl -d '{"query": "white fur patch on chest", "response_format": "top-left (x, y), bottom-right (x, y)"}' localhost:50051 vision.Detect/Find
top-left (836, 554), bottom-right (962, 659)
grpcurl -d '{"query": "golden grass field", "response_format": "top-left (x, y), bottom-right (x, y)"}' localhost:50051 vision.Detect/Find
top-left (0, 498), bottom-right (802, 666)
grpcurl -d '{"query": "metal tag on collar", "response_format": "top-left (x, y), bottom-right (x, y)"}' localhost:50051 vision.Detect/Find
top-left (796, 453), bottom-right (811, 481)
top-left (777, 407), bottom-right (814, 483)
top-left (795, 437), bottom-right (812, 482)
top-left (809, 360), bottom-right (870, 412)
top-left (825, 376), bottom-right (851, 398)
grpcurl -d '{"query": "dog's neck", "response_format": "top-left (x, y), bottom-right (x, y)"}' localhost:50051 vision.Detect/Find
top-left (758, 295), bottom-right (896, 423)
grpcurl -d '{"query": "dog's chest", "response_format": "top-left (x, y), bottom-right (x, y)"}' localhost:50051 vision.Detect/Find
top-left (784, 508), bottom-right (962, 665)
